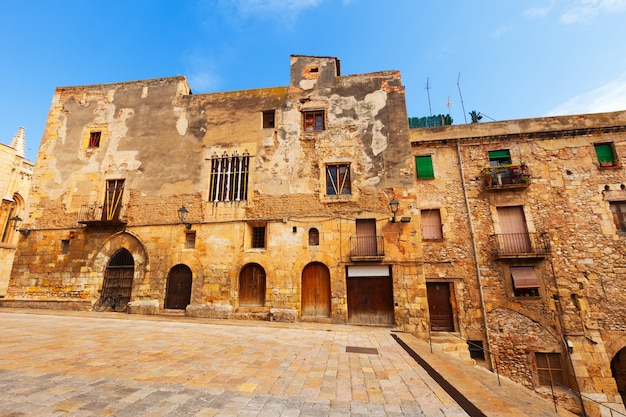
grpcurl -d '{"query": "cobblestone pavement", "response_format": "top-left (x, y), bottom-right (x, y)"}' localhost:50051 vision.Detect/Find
top-left (0, 311), bottom-right (468, 417)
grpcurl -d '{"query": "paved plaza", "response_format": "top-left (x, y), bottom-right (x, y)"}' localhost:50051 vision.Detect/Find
top-left (0, 310), bottom-right (469, 417)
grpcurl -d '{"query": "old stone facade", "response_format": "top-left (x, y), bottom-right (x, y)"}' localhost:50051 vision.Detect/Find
top-left (411, 111), bottom-right (626, 416)
top-left (6, 54), bottom-right (626, 416)
top-left (5, 56), bottom-right (423, 329)
top-left (0, 127), bottom-right (33, 296)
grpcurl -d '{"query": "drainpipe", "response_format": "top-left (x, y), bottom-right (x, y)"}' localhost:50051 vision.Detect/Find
top-left (456, 138), bottom-right (494, 370)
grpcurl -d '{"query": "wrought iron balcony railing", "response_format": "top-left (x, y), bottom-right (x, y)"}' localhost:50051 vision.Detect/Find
top-left (483, 165), bottom-right (530, 189)
top-left (494, 232), bottom-right (550, 258)
top-left (77, 204), bottom-right (126, 226)
top-left (350, 236), bottom-right (385, 261)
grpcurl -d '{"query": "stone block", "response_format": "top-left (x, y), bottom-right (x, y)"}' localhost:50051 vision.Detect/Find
top-left (186, 304), bottom-right (233, 319)
top-left (128, 299), bottom-right (159, 315)
top-left (269, 308), bottom-right (297, 322)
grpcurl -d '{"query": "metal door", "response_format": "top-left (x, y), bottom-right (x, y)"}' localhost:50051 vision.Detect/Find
top-left (165, 264), bottom-right (192, 310)
top-left (301, 262), bottom-right (331, 317)
top-left (426, 282), bottom-right (455, 332)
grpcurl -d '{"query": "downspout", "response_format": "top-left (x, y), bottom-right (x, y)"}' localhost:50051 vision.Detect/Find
top-left (456, 138), bottom-right (494, 370)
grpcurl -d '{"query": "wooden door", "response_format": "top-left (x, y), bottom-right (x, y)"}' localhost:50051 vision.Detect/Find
top-left (426, 282), bottom-right (455, 332)
top-left (301, 262), bottom-right (331, 317)
top-left (239, 263), bottom-right (266, 306)
top-left (102, 249), bottom-right (134, 301)
top-left (165, 264), bottom-right (192, 310)
top-left (497, 206), bottom-right (531, 253)
top-left (347, 276), bottom-right (394, 325)
top-left (355, 219), bottom-right (377, 256)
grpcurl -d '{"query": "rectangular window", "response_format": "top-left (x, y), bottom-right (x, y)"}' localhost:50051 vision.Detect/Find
top-left (510, 266), bottom-right (540, 297)
top-left (488, 149), bottom-right (511, 167)
top-left (262, 110), bottom-right (275, 129)
top-left (89, 131), bottom-right (101, 148)
top-left (415, 155), bottom-right (435, 179)
top-left (467, 340), bottom-right (485, 361)
top-left (421, 209), bottom-right (443, 240)
top-left (303, 110), bottom-right (325, 132)
top-left (209, 151), bottom-right (250, 202)
top-left (326, 164), bottom-right (351, 195)
top-left (610, 201), bottom-right (626, 233)
top-left (185, 231), bottom-right (196, 249)
top-left (536, 352), bottom-right (565, 386)
top-left (61, 239), bottom-right (70, 254)
top-left (251, 226), bottom-right (266, 249)
top-left (594, 142), bottom-right (618, 165)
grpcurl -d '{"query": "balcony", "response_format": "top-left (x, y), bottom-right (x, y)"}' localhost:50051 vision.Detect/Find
top-left (494, 232), bottom-right (550, 259)
top-left (350, 236), bottom-right (385, 261)
top-left (78, 204), bottom-right (127, 227)
top-left (483, 165), bottom-right (530, 190)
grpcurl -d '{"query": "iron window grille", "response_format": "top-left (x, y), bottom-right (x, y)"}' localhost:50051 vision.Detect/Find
top-left (251, 226), bottom-right (266, 249)
top-left (209, 150), bottom-right (250, 202)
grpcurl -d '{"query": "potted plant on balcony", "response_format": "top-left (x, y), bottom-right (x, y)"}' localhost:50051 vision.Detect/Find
top-left (482, 167), bottom-right (493, 185)
top-left (600, 160), bottom-right (614, 167)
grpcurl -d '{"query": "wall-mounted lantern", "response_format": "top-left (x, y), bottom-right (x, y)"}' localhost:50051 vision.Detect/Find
top-left (177, 206), bottom-right (192, 230)
top-left (9, 215), bottom-right (30, 237)
top-left (389, 199), bottom-right (399, 223)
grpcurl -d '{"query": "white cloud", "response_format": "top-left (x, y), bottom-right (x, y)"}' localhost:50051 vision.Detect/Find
top-left (546, 72), bottom-right (626, 116)
top-left (560, 0), bottom-right (626, 24)
top-left (223, 0), bottom-right (323, 20)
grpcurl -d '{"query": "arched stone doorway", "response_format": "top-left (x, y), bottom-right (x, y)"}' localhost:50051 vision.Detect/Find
top-left (301, 262), bottom-right (331, 318)
top-left (611, 347), bottom-right (626, 404)
top-left (165, 264), bottom-right (192, 310)
top-left (101, 248), bottom-right (134, 303)
top-left (239, 263), bottom-right (266, 307)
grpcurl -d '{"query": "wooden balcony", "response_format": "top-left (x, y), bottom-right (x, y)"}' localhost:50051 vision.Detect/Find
top-left (483, 165), bottom-right (530, 190)
top-left (77, 204), bottom-right (127, 227)
top-left (494, 232), bottom-right (550, 259)
top-left (350, 236), bottom-right (385, 261)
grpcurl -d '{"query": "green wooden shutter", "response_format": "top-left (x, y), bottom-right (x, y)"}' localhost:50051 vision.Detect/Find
top-left (594, 143), bottom-right (614, 163)
top-left (488, 149), bottom-right (511, 160)
top-left (415, 156), bottom-right (434, 179)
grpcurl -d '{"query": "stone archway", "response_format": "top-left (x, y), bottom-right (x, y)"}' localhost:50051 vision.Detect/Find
top-left (611, 347), bottom-right (626, 405)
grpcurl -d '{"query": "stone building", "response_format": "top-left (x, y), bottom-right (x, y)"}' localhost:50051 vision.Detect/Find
top-left (4, 55), bottom-right (424, 328)
top-left (0, 127), bottom-right (33, 296)
top-left (410, 111), bottom-right (626, 416)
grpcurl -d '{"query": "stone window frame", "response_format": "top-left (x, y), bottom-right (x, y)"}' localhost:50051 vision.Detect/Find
top-left (308, 228), bottom-right (320, 246)
top-left (503, 263), bottom-right (542, 299)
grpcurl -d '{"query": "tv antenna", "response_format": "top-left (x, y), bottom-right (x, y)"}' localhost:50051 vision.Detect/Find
top-left (426, 77), bottom-right (432, 116)
top-left (457, 72), bottom-right (468, 124)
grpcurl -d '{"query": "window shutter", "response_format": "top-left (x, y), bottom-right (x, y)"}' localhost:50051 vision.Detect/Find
top-left (415, 156), bottom-right (434, 179)
top-left (488, 150), bottom-right (511, 160)
top-left (594, 143), bottom-right (614, 163)
top-left (510, 266), bottom-right (539, 289)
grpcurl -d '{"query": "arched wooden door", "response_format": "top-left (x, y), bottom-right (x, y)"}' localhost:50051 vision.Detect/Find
top-left (239, 263), bottom-right (266, 307)
top-left (301, 262), bottom-right (331, 317)
top-left (165, 264), bottom-right (192, 310)
top-left (102, 248), bottom-right (134, 302)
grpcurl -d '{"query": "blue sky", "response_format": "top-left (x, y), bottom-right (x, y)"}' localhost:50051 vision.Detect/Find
top-left (2, 0), bottom-right (626, 162)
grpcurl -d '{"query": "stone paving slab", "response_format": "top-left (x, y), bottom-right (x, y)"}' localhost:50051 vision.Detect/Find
top-left (0, 311), bottom-right (467, 416)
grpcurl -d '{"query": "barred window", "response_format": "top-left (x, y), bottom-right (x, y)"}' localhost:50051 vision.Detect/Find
top-left (209, 151), bottom-right (250, 202)
top-left (89, 131), bottom-right (101, 148)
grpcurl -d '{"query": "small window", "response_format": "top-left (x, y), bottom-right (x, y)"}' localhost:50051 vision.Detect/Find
top-left (308, 228), bottom-right (319, 246)
top-left (61, 239), bottom-right (70, 254)
top-left (89, 131), bottom-right (101, 148)
top-left (421, 209), bottom-right (443, 240)
top-left (536, 352), bottom-right (565, 386)
top-left (263, 110), bottom-right (275, 129)
top-left (488, 149), bottom-right (511, 167)
top-left (415, 155), bottom-right (435, 179)
top-left (510, 266), bottom-right (540, 297)
top-left (326, 164), bottom-right (351, 195)
top-left (251, 226), bottom-right (266, 249)
top-left (467, 340), bottom-right (485, 361)
top-left (185, 231), bottom-right (196, 249)
top-left (304, 110), bottom-right (325, 132)
top-left (594, 142), bottom-right (619, 166)
top-left (610, 201), bottom-right (626, 233)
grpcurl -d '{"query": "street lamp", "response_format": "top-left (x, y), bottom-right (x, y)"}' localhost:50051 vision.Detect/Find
top-left (389, 199), bottom-right (399, 223)
top-left (177, 206), bottom-right (191, 230)
top-left (9, 215), bottom-right (30, 237)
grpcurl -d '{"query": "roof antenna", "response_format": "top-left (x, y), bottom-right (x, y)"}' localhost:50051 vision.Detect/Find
top-left (457, 73), bottom-right (468, 124)
top-left (426, 77), bottom-right (432, 117)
